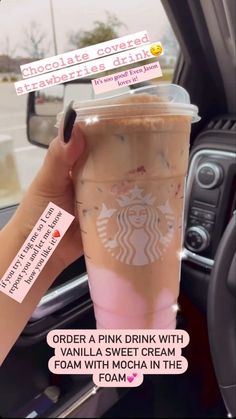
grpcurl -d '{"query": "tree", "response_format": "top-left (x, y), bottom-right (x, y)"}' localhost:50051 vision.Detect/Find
top-left (22, 21), bottom-right (49, 59)
top-left (161, 26), bottom-right (179, 57)
top-left (68, 12), bottom-right (126, 49)
top-left (2, 36), bottom-right (16, 58)
top-left (0, 37), bottom-right (16, 72)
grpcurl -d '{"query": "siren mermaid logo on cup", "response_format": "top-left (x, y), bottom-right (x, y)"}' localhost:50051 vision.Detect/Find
top-left (96, 186), bottom-right (175, 266)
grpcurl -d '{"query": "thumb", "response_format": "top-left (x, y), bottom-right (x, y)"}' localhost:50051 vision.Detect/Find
top-left (33, 122), bottom-right (86, 195)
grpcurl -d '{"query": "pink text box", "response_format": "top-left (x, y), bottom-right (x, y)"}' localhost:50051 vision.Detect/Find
top-left (0, 202), bottom-right (74, 303)
top-left (92, 62), bottom-right (162, 94)
top-left (47, 329), bottom-right (189, 387)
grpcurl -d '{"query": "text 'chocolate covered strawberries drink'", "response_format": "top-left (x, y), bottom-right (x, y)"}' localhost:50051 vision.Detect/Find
top-left (57, 84), bottom-right (199, 329)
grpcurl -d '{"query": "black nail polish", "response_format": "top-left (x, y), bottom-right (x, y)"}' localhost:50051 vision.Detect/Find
top-left (63, 102), bottom-right (77, 143)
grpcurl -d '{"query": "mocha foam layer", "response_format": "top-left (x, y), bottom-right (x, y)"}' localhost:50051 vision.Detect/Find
top-left (74, 94), bottom-right (192, 131)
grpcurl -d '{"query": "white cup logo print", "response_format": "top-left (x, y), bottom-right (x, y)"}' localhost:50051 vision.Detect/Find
top-left (96, 186), bottom-right (175, 266)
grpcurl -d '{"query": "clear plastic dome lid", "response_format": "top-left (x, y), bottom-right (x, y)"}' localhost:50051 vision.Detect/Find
top-left (56, 83), bottom-right (200, 127)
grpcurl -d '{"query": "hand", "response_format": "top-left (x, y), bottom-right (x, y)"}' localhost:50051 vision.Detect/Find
top-left (12, 116), bottom-right (86, 275)
top-left (0, 107), bottom-right (87, 366)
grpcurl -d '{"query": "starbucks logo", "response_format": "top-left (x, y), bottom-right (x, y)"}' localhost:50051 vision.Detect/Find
top-left (96, 186), bottom-right (175, 266)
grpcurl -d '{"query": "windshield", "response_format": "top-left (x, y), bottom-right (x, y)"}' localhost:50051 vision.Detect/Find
top-left (0, 0), bottom-right (179, 209)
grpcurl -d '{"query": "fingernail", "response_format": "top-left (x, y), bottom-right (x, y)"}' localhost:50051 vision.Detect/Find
top-left (61, 101), bottom-right (77, 143)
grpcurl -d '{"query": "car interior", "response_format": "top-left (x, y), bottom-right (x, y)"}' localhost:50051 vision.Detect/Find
top-left (0, 0), bottom-right (235, 418)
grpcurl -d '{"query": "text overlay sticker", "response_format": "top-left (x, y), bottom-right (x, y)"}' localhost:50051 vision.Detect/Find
top-left (47, 329), bottom-right (190, 387)
top-left (0, 203), bottom-right (74, 303)
top-left (20, 31), bottom-right (150, 78)
top-left (92, 62), bottom-right (162, 94)
top-left (15, 42), bottom-right (163, 95)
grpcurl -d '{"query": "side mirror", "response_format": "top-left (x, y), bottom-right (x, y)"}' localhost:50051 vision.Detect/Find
top-left (26, 79), bottom-right (94, 148)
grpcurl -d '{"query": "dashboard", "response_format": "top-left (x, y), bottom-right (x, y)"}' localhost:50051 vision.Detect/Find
top-left (182, 115), bottom-right (236, 310)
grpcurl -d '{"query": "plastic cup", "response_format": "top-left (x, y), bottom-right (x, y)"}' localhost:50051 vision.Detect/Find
top-left (58, 84), bottom-right (200, 329)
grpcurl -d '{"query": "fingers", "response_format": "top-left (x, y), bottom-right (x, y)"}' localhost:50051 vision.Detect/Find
top-left (33, 120), bottom-right (85, 194)
top-left (60, 122), bottom-right (86, 167)
top-left (11, 104), bottom-right (86, 243)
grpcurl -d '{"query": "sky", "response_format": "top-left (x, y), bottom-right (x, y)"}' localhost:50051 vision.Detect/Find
top-left (0, 0), bottom-right (172, 57)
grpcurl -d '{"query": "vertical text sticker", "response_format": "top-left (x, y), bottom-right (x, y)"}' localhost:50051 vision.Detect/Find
top-left (0, 202), bottom-right (74, 303)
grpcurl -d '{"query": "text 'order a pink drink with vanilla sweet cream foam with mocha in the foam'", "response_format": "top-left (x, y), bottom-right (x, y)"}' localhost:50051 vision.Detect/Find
top-left (58, 84), bottom-right (199, 329)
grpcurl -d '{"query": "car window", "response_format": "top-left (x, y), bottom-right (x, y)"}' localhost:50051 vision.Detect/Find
top-left (0, 0), bottom-right (179, 210)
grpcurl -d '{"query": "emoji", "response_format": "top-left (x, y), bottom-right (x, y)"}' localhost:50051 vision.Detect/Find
top-left (53, 230), bottom-right (60, 238)
top-left (150, 43), bottom-right (163, 57)
top-left (127, 372), bottom-right (138, 383)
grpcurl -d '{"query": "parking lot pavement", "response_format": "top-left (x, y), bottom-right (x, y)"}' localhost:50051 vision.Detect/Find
top-left (0, 83), bottom-right (47, 208)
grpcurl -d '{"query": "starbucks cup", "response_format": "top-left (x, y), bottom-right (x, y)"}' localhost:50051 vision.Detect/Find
top-left (58, 84), bottom-right (200, 329)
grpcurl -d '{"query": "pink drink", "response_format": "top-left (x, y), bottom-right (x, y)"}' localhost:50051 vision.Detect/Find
top-left (71, 84), bottom-right (199, 329)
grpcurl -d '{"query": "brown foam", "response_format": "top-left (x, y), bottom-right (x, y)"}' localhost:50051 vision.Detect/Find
top-left (76, 93), bottom-right (191, 132)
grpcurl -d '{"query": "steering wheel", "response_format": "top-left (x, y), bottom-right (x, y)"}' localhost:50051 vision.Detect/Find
top-left (208, 212), bottom-right (236, 417)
